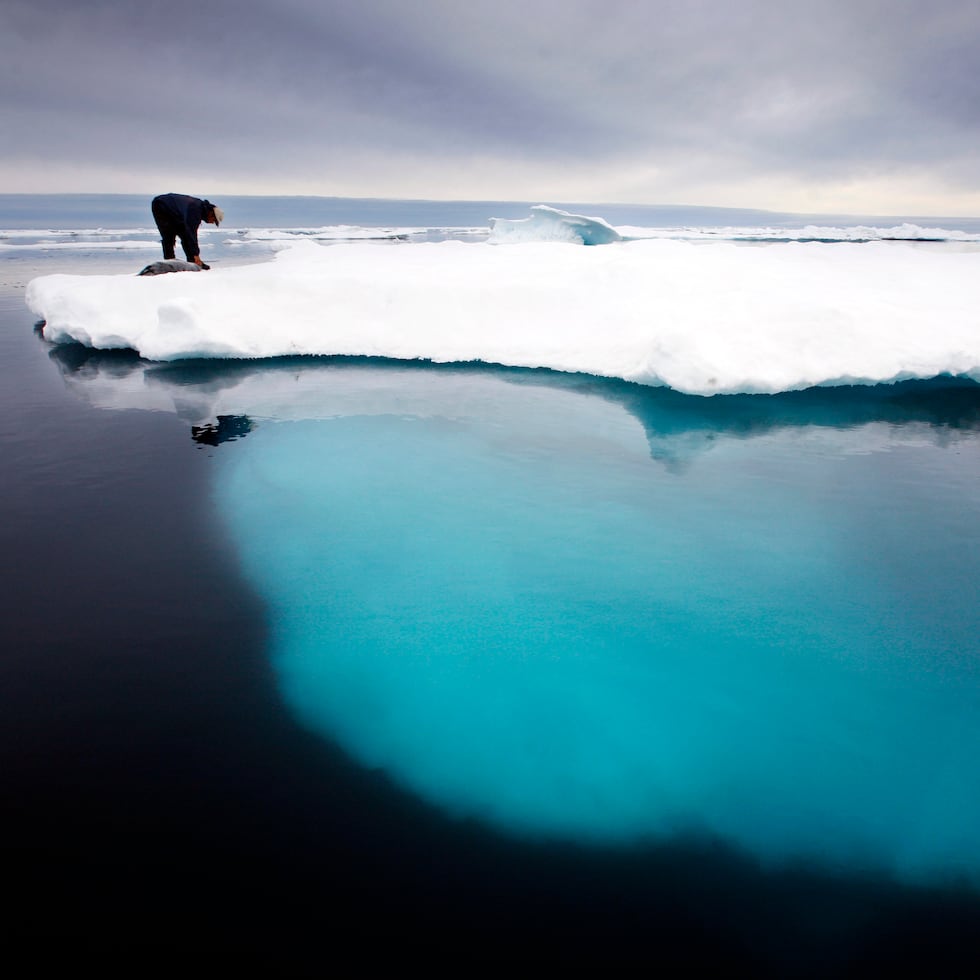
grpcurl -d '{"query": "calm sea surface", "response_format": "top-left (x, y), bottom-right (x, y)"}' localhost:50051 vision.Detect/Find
top-left (2, 195), bottom-right (979, 971)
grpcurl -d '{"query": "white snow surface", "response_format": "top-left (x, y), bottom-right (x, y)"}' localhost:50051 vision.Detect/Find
top-left (27, 233), bottom-right (980, 396)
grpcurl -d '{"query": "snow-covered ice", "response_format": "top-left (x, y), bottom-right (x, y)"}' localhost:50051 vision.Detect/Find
top-left (26, 206), bottom-right (980, 396)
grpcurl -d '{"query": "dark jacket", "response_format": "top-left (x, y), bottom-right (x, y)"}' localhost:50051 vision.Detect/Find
top-left (151, 194), bottom-right (212, 260)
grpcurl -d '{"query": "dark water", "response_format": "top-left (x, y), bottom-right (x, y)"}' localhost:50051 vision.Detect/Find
top-left (3, 246), bottom-right (980, 971)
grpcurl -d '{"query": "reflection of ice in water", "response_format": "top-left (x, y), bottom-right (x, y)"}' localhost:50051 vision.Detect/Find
top-left (46, 347), bottom-right (980, 461)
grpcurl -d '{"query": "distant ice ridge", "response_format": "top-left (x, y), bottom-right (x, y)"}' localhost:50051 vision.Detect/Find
top-left (0, 236), bottom-right (159, 251)
top-left (489, 205), bottom-right (622, 245)
top-left (619, 222), bottom-right (980, 243)
top-left (6, 211), bottom-right (980, 252)
top-left (27, 231), bottom-right (980, 396)
top-left (234, 225), bottom-right (418, 243)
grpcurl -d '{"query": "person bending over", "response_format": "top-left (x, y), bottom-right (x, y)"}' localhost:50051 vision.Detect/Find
top-left (151, 193), bottom-right (224, 269)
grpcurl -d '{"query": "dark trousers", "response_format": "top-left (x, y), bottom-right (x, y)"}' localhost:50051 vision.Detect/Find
top-left (151, 198), bottom-right (178, 260)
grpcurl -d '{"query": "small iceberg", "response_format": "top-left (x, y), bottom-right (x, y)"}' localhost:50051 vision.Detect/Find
top-left (489, 205), bottom-right (622, 245)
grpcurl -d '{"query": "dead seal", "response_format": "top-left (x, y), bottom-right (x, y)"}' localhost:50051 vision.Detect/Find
top-left (138, 259), bottom-right (207, 276)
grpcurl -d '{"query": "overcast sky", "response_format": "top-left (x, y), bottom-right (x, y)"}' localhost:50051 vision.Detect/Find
top-left (3, 0), bottom-right (979, 214)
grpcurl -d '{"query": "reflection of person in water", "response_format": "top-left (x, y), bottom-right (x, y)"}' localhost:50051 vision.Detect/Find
top-left (191, 415), bottom-right (254, 446)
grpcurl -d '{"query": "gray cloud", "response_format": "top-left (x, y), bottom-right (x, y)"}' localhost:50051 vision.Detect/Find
top-left (2, 0), bottom-right (979, 209)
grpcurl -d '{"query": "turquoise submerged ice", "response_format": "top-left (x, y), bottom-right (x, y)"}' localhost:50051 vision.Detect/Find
top-left (217, 370), bottom-right (980, 882)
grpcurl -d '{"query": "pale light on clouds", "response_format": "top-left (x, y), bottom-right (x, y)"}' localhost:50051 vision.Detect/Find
top-left (1, 0), bottom-right (978, 215)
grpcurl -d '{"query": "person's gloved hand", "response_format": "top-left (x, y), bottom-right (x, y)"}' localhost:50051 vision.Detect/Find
top-left (200, 262), bottom-right (210, 270)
